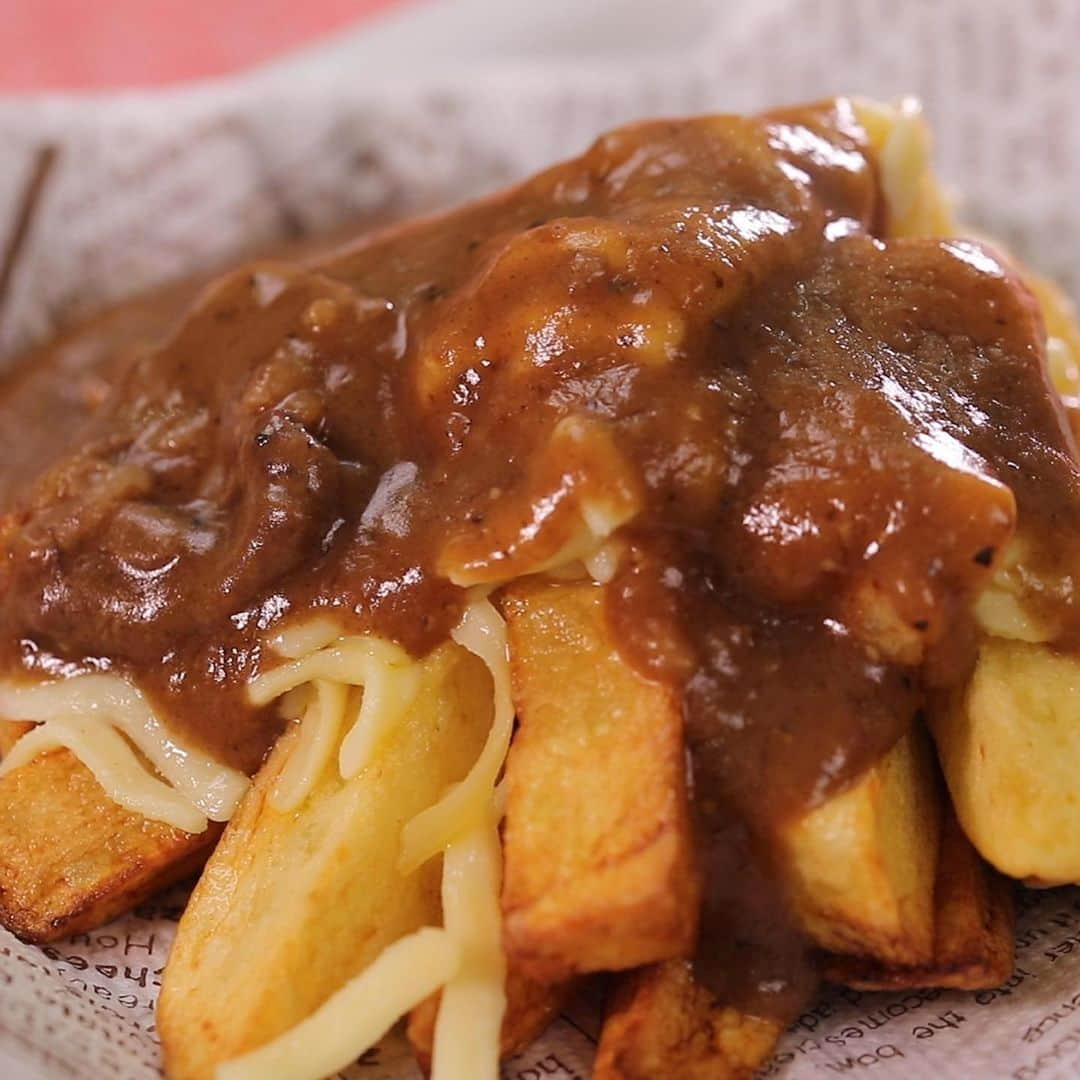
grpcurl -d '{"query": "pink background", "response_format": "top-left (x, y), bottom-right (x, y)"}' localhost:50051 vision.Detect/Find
top-left (0, 0), bottom-right (410, 91)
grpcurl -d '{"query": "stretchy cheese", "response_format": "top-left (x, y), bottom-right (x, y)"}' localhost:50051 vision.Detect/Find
top-left (0, 715), bottom-right (210, 834)
top-left (270, 680), bottom-right (348, 812)
top-left (0, 673), bottom-right (248, 832)
top-left (222, 601), bottom-right (512, 1080)
top-left (398, 592), bottom-right (515, 874)
top-left (217, 928), bottom-right (463, 1080)
top-left (268, 617), bottom-right (345, 660)
top-left (431, 799), bottom-right (507, 1080)
top-left (237, 596), bottom-right (513, 1080)
top-left (249, 633), bottom-right (423, 811)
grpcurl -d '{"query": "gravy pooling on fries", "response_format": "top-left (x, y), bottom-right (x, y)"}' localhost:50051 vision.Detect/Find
top-left (1, 98), bottom-right (1079, 1079)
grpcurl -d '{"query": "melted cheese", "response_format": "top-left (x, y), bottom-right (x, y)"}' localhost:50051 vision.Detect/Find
top-left (248, 635), bottom-right (416, 707)
top-left (0, 716), bottom-right (209, 834)
top-left (217, 927), bottom-right (463, 1080)
top-left (431, 798), bottom-right (507, 1080)
top-left (267, 616), bottom-right (345, 660)
top-left (338, 652), bottom-right (421, 779)
top-left (270, 680), bottom-right (348, 812)
top-left (249, 633), bottom-right (423, 811)
top-left (239, 600), bottom-right (511, 1080)
top-left (855, 97), bottom-right (956, 237)
top-left (398, 593), bottom-right (514, 874)
top-left (0, 673), bottom-right (249, 832)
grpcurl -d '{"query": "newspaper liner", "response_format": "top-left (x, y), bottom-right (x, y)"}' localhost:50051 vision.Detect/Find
top-left (1, 1), bottom-right (1078, 1077)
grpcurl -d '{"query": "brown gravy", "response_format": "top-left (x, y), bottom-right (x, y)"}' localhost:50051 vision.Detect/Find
top-left (1, 98), bottom-right (1078, 1015)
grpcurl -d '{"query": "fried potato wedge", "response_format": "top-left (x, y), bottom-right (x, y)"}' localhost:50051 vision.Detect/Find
top-left (0, 744), bottom-right (218, 943)
top-left (407, 968), bottom-right (574, 1073)
top-left (931, 638), bottom-right (1080, 886)
top-left (781, 725), bottom-right (942, 967)
top-left (595, 960), bottom-right (783, 1080)
top-left (500, 579), bottom-right (699, 982)
top-left (158, 642), bottom-right (492, 1080)
top-left (825, 811), bottom-right (1015, 990)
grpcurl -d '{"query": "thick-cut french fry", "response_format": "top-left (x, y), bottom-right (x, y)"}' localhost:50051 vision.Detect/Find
top-left (158, 642), bottom-right (492, 1080)
top-left (781, 726), bottom-right (942, 966)
top-left (930, 637), bottom-right (1080, 886)
top-left (407, 969), bottom-right (575, 1073)
top-left (824, 811), bottom-right (1015, 990)
top-left (594, 961), bottom-right (783, 1080)
top-left (500, 580), bottom-right (700, 982)
top-left (0, 745), bottom-right (218, 943)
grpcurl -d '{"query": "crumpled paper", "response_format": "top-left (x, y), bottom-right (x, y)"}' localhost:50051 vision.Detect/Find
top-left (1, 1), bottom-right (1079, 1077)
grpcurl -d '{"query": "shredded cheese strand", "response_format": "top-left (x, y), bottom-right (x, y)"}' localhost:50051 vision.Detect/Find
top-left (216, 928), bottom-right (462, 1080)
top-left (431, 800), bottom-right (507, 1080)
top-left (267, 616), bottom-right (345, 660)
top-left (249, 633), bottom-right (423, 808)
top-left (0, 673), bottom-right (248, 828)
top-left (0, 716), bottom-right (208, 833)
top-left (338, 656), bottom-right (421, 778)
top-left (235, 627), bottom-right (509, 1080)
top-left (878, 97), bottom-right (929, 229)
top-left (270, 680), bottom-right (347, 812)
top-left (398, 595), bottom-right (514, 873)
top-left (277, 684), bottom-right (314, 721)
top-left (247, 637), bottom-right (414, 707)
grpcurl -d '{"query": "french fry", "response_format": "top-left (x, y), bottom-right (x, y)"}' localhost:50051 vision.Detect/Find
top-left (930, 638), bottom-right (1080, 886)
top-left (501, 576), bottom-right (941, 978)
top-left (594, 961), bottom-right (784, 1080)
top-left (407, 968), bottom-right (575, 1073)
top-left (158, 642), bottom-right (492, 1080)
top-left (824, 811), bottom-right (1015, 990)
top-left (0, 745), bottom-right (218, 943)
top-left (500, 579), bottom-right (700, 982)
top-left (781, 726), bottom-right (942, 966)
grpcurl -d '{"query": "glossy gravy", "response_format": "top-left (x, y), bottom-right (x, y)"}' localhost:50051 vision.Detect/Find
top-left (1, 99), bottom-right (1078, 1014)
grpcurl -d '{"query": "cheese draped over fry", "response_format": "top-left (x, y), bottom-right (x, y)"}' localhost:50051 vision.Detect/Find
top-left (221, 590), bottom-right (513, 1080)
top-left (0, 674), bottom-right (248, 834)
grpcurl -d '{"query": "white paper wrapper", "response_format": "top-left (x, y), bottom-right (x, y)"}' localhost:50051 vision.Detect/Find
top-left (1, 1), bottom-right (1078, 1077)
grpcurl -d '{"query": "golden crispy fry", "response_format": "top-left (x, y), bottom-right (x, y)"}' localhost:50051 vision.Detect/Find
top-left (594, 961), bottom-right (783, 1080)
top-left (407, 968), bottom-right (575, 1073)
top-left (930, 638), bottom-right (1080, 886)
top-left (500, 580), bottom-right (700, 982)
top-left (0, 745), bottom-right (217, 943)
top-left (158, 643), bottom-right (492, 1080)
top-left (781, 726), bottom-right (942, 966)
top-left (824, 811), bottom-right (1015, 990)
